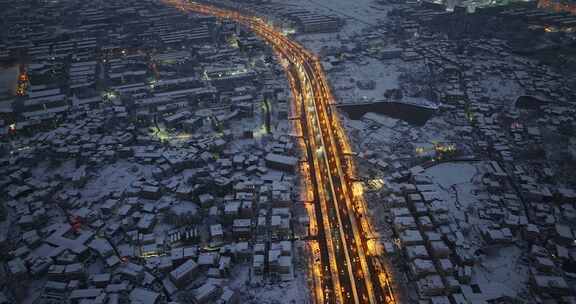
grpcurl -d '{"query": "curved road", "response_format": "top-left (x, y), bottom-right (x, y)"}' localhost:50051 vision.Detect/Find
top-left (161, 1), bottom-right (398, 303)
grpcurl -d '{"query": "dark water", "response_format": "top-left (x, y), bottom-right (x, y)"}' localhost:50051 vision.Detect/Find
top-left (516, 95), bottom-right (547, 109)
top-left (337, 101), bottom-right (437, 126)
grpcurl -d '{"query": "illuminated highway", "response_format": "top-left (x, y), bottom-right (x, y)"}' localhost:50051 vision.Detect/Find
top-left (161, 1), bottom-right (398, 303)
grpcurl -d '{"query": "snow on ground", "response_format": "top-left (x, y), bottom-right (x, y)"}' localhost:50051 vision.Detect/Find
top-left (424, 162), bottom-right (479, 191)
top-left (473, 245), bottom-right (528, 298)
top-left (229, 264), bottom-right (311, 304)
top-left (341, 114), bottom-right (400, 151)
top-left (342, 113), bottom-right (460, 160)
top-left (81, 161), bottom-right (154, 201)
top-left (306, 0), bottom-right (389, 26)
top-left (32, 159), bottom-right (77, 182)
top-left (266, 0), bottom-right (407, 107)
top-left (420, 116), bottom-right (457, 143)
top-left (271, 0), bottom-right (385, 24)
top-left (270, 0), bottom-right (393, 50)
top-left (422, 162), bottom-right (529, 300)
top-left (423, 161), bottom-right (486, 234)
top-left (423, 162), bottom-right (485, 236)
top-left (478, 75), bottom-right (525, 105)
top-left (297, 33), bottom-right (343, 54)
top-left (331, 58), bottom-right (401, 103)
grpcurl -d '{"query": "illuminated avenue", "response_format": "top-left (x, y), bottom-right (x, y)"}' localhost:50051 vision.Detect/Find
top-left (161, 1), bottom-right (397, 303)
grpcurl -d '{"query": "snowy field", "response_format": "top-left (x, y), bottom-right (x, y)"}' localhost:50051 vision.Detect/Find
top-left (229, 264), bottom-right (311, 304)
top-left (330, 58), bottom-right (402, 103)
